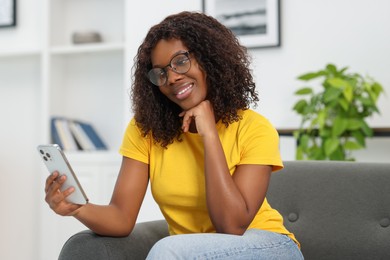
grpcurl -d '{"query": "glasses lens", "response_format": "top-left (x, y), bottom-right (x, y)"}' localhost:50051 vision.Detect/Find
top-left (171, 53), bottom-right (191, 73)
top-left (148, 68), bottom-right (166, 86)
top-left (147, 52), bottom-right (191, 86)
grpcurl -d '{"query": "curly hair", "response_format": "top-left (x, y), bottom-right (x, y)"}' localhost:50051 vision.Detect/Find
top-left (132, 11), bottom-right (259, 148)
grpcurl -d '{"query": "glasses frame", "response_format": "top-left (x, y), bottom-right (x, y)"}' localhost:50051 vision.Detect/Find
top-left (148, 51), bottom-right (191, 87)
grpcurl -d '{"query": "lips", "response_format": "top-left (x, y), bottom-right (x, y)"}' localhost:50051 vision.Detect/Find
top-left (174, 83), bottom-right (194, 100)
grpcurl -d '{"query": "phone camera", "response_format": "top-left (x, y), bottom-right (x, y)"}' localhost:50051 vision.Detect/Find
top-left (40, 150), bottom-right (44, 154)
top-left (43, 156), bottom-right (48, 161)
top-left (46, 153), bottom-right (51, 158)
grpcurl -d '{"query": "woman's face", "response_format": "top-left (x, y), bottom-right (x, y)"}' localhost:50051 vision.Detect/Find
top-left (150, 39), bottom-right (207, 111)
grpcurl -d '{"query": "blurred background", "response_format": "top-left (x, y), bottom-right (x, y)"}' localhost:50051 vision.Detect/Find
top-left (0, 0), bottom-right (389, 259)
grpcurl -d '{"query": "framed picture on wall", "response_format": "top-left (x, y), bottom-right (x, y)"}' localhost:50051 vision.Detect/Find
top-left (203, 0), bottom-right (280, 48)
top-left (0, 0), bottom-right (16, 28)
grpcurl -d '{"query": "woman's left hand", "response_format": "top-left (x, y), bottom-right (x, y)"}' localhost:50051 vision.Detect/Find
top-left (179, 100), bottom-right (217, 137)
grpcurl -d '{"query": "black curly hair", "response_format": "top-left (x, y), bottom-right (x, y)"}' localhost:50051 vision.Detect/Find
top-left (132, 11), bottom-right (259, 148)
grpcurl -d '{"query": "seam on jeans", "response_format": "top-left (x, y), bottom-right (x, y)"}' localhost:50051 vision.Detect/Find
top-left (250, 234), bottom-right (294, 249)
top-left (195, 247), bottom-right (247, 260)
top-left (194, 235), bottom-right (296, 259)
top-left (250, 237), bottom-right (294, 250)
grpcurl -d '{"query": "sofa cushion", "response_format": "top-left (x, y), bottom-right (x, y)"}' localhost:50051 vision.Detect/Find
top-left (267, 161), bottom-right (390, 260)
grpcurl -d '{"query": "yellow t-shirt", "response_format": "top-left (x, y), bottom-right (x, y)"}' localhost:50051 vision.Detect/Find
top-left (119, 109), bottom-right (299, 245)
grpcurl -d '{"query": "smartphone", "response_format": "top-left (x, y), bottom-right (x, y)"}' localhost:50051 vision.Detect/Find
top-left (37, 144), bottom-right (89, 205)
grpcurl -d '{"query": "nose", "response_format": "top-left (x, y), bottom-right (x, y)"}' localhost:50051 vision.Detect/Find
top-left (166, 67), bottom-right (184, 84)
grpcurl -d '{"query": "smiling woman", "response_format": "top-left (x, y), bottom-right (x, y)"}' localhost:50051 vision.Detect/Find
top-left (44, 11), bottom-right (303, 260)
top-left (133, 12), bottom-right (260, 148)
top-left (150, 39), bottom-right (207, 112)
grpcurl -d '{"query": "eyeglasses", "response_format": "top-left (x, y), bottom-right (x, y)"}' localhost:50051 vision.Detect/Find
top-left (148, 51), bottom-right (191, 87)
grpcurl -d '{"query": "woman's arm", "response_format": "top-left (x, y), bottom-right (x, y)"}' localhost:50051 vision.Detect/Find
top-left (181, 101), bottom-right (271, 235)
top-left (203, 134), bottom-right (271, 235)
top-left (45, 157), bottom-right (149, 237)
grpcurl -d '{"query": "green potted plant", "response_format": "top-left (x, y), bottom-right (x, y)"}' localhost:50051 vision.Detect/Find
top-left (292, 64), bottom-right (384, 160)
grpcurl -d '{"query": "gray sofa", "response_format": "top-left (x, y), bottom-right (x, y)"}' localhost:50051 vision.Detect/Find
top-left (59, 161), bottom-right (390, 260)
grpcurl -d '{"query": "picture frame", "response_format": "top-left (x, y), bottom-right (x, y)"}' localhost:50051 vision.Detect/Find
top-left (202, 0), bottom-right (280, 49)
top-left (0, 0), bottom-right (16, 28)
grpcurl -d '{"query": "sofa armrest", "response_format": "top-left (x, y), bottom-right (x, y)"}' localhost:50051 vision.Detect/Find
top-left (58, 219), bottom-right (169, 260)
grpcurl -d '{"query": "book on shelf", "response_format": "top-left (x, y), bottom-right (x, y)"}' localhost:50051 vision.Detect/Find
top-left (51, 118), bottom-right (64, 149)
top-left (54, 118), bottom-right (78, 151)
top-left (68, 121), bottom-right (95, 150)
top-left (51, 117), bottom-right (108, 151)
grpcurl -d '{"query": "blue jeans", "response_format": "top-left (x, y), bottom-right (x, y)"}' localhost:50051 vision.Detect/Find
top-left (146, 229), bottom-right (304, 260)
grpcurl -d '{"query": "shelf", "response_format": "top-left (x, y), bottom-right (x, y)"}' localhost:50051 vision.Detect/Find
top-left (50, 0), bottom-right (124, 47)
top-left (49, 50), bottom-right (125, 150)
top-left (50, 42), bottom-right (124, 55)
top-left (277, 128), bottom-right (390, 137)
top-left (0, 48), bottom-right (41, 58)
top-left (38, 1), bottom-right (126, 258)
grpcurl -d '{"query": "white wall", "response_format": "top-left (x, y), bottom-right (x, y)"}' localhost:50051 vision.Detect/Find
top-left (0, 56), bottom-right (41, 260)
top-left (249, 0), bottom-right (390, 161)
top-left (0, 1), bottom-right (43, 259)
top-left (252, 0), bottom-right (390, 127)
top-left (0, 0), bottom-right (42, 53)
top-left (0, 0), bottom-right (389, 259)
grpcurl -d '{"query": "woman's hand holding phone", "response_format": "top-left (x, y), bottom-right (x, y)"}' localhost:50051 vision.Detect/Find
top-left (44, 171), bottom-right (83, 216)
top-left (38, 144), bottom-right (89, 216)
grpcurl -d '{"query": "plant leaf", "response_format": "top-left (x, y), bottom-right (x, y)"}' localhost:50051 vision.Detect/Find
top-left (324, 138), bottom-right (339, 156)
top-left (292, 100), bottom-right (308, 114)
top-left (319, 128), bottom-right (331, 138)
top-left (338, 98), bottom-right (349, 111)
top-left (324, 87), bottom-right (342, 103)
top-left (326, 64), bottom-right (337, 74)
top-left (358, 96), bottom-right (373, 106)
top-left (298, 71), bottom-right (325, 81)
top-left (346, 119), bottom-right (362, 130)
top-left (344, 140), bottom-right (363, 150)
top-left (295, 87), bottom-right (313, 95)
top-left (351, 130), bottom-right (366, 147)
top-left (372, 82), bottom-right (384, 97)
top-left (361, 120), bottom-right (373, 136)
top-left (310, 145), bottom-right (325, 160)
top-left (327, 77), bottom-right (348, 89)
top-left (329, 146), bottom-right (345, 160)
top-left (343, 84), bottom-right (354, 103)
top-left (317, 110), bottom-right (326, 129)
top-left (365, 81), bottom-right (384, 101)
top-left (339, 66), bottom-right (349, 74)
top-left (296, 146), bottom-right (304, 160)
top-left (332, 117), bottom-right (348, 136)
top-left (298, 134), bottom-right (310, 151)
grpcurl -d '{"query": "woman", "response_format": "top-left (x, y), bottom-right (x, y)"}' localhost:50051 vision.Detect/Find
top-left (45, 11), bottom-right (303, 259)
